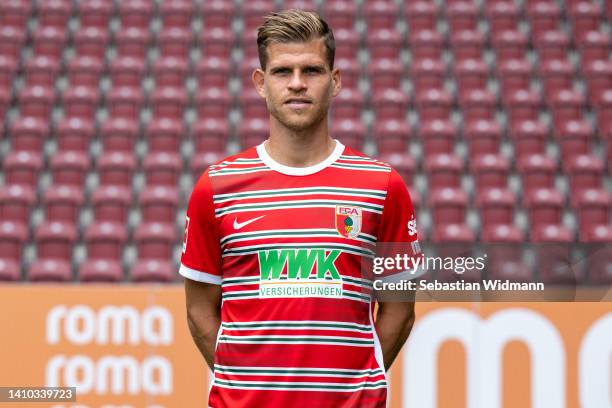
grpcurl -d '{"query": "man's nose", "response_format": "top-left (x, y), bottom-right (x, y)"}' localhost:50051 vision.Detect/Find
top-left (288, 71), bottom-right (307, 90)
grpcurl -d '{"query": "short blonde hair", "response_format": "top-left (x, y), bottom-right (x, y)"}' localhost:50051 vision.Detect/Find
top-left (256, 9), bottom-right (335, 70)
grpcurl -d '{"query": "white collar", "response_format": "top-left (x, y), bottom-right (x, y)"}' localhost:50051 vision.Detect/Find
top-left (256, 139), bottom-right (345, 176)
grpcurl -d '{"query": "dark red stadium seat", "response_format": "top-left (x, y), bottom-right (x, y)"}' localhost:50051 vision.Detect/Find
top-left (574, 188), bottom-right (611, 237)
top-left (580, 225), bottom-right (612, 283)
top-left (595, 90), bottom-right (612, 131)
top-left (56, 117), bottom-right (95, 152)
top-left (497, 59), bottom-right (532, 96)
top-left (115, 27), bottom-right (150, 59)
top-left (0, 0), bottom-right (32, 29)
top-left (477, 188), bottom-right (517, 228)
top-left (28, 259), bottom-right (72, 282)
top-left (454, 59), bottom-right (488, 96)
top-left (0, 259), bottom-right (21, 281)
top-left (143, 152), bottom-right (182, 186)
top-left (464, 120), bottom-right (502, 157)
top-left (425, 153), bottom-right (464, 191)
top-left (557, 120), bottom-right (593, 162)
top-left (240, 88), bottom-right (268, 120)
top-left (534, 30), bottom-right (571, 63)
top-left (150, 87), bottom-right (187, 119)
top-left (109, 57), bottom-right (146, 88)
top-left (569, 2), bottom-right (602, 40)
top-left (471, 154), bottom-right (510, 191)
top-left (242, 1), bottom-right (277, 31)
top-left (202, 1), bottom-right (234, 29)
top-left (10, 117), bottom-right (48, 152)
top-left (284, 0), bottom-right (318, 11)
top-left (492, 30), bottom-right (528, 62)
top-left (331, 119), bottom-right (366, 150)
top-left (74, 27), bottom-right (109, 60)
top-left (100, 118), bottom-right (138, 153)
top-left (374, 120), bottom-right (412, 154)
top-left (157, 27), bottom-right (192, 58)
top-left (527, 1), bottom-right (561, 37)
top-left (486, 1), bottom-right (520, 35)
top-left (0, 55), bottom-right (18, 89)
top-left (238, 118), bottom-right (270, 149)
top-left (91, 185), bottom-right (133, 223)
top-left (63, 86), bottom-right (99, 119)
top-left (0, 26), bottom-right (26, 59)
top-left (411, 58), bottom-right (445, 95)
top-left (369, 59), bottom-right (403, 93)
top-left (3, 151), bottom-right (43, 188)
top-left (191, 152), bottom-right (225, 180)
top-left (517, 154), bottom-right (557, 195)
top-left (50, 152), bottom-right (90, 187)
top-left (409, 30), bottom-right (443, 60)
top-left (131, 259), bottom-right (175, 283)
top-left (510, 120), bottom-right (548, 157)
top-left (420, 119), bottom-right (456, 156)
top-left (196, 57), bottom-right (231, 89)
top-left (416, 89), bottom-right (453, 121)
top-left (449, 30), bottom-right (486, 62)
top-left (565, 154), bottom-right (605, 196)
top-left (35, 221), bottom-right (77, 261)
top-left (432, 223), bottom-right (475, 243)
top-left (539, 59), bottom-right (574, 99)
top-left (576, 30), bottom-right (611, 65)
top-left (32, 26), bottom-right (67, 60)
top-left (531, 224), bottom-right (579, 284)
top-left (583, 60), bottom-right (612, 104)
top-left (78, 0), bottom-right (113, 29)
top-left (200, 28), bottom-right (235, 60)
top-left (79, 259), bottom-right (123, 282)
top-left (67, 55), bottom-right (104, 87)
top-left (429, 187), bottom-right (468, 225)
top-left (18, 85), bottom-right (55, 119)
top-left (24, 56), bottom-right (59, 87)
top-left (140, 186), bottom-right (180, 224)
top-left (459, 89), bottom-right (496, 124)
top-left (147, 118), bottom-right (184, 153)
top-left (134, 223), bottom-right (177, 261)
top-left (550, 89), bottom-right (585, 131)
top-left (405, 1), bottom-right (438, 32)
top-left (373, 89), bottom-right (409, 121)
top-left (447, 2), bottom-right (479, 32)
top-left (364, 1), bottom-right (399, 31)
top-left (195, 87), bottom-right (231, 120)
top-left (37, 0), bottom-right (71, 29)
top-left (97, 152), bottom-right (136, 187)
top-left (366, 29), bottom-right (403, 60)
top-left (331, 88), bottom-right (364, 120)
top-left (504, 89), bottom-right (541, 126)
top-left (378, 152), bottom-right (415, 184)
top-left (118, 0), bottom-right (153, 29)
top-left (85, 221), bottom-right (128, 260)
top-left (482, 224), bottom-right (531, 282)
top-left (0, 185), bottom-right (35, 225)
top-left (43, 185), bottom-right (84, 223)
top-left (0, 221), bottom-right (28, 262)
top-left (524, 188), bottom-right (565, 229)
top-left (335, 58), bottom-right (360, 90)
top-left (160, 0), bottom-right (194, 29)
top-left (107, 87), bottom-right (144, 119)
top-left (153, 57), bottom-right (188, 88)
top-left (192, 119), bottom-right (230, 153)
top-left (323, 1), bottom-right (356, 30)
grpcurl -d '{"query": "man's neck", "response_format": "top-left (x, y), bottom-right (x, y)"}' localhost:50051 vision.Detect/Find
top-left (264, 117), bottom-right (336, 168)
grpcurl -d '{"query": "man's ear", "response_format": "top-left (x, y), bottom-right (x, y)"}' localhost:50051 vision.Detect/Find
top-left (331, 67), bottom-right (341, 97)
top-left (252, 68), bottom-right (266, 98)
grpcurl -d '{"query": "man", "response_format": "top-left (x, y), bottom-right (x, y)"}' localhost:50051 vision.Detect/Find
top-left (181, 9), bottom-right (420, 407)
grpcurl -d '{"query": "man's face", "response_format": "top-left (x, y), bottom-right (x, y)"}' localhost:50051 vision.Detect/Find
top-left (253, 38), bottom-right (341, 132)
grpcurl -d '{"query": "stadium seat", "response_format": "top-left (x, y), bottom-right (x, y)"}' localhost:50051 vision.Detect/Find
top-left (157, 27), bottom-right (192, 58)
top-left (481, 224), bottom-right (531, 282)
top-left (364, 1), bottom-right (399, 31)
top-left (459, 89), bottom-right (496, 124)
top-left (131, 259), bottom-right (175, 283)
top-left (378, 152), bottom-right (416, 184)
top-left (331, 119), bottom-right (366, 150)
top-left (97, 152), bottom-right (136, 187)
top-left (556, 120), bottom-right (593, 162)
top-left (425, 153), bottom-right (463, 191)
top-left (420, 119), bottom-right (456, 156)
top-left (0, 221), bottom-right (28, 262)
top-left (517, 154), bottom-right (557, 195)
top-left (242, 1), bottom-right (278, 32)
top-left (78, 0), bottom-right (113, 29)
top-left (0, 26), bottom-right (26, 59)
top-left (539, 59), bottom-right (574, 99)
top-left (50, 152), bottom-right (90, 187)
top-left (73, 27), bottom-right (109, 60)
top-left (322, 1), bottom-right (357, 30)
top-left (331, 88), bottom-right (364, 121)
top-left (550, 89), bottom-right (585, 131)
top-left (140, 186), bottom-right (179, 224)
top-left (85, 222), bottom-right (128, 260)
top-left (0, 55), bottom-right (17, 89)
top-left (477, 188), bottom-right (517, 228)
top-left (574, 188), bottom-right (611, 237)
top-left (196, 57), bottom-right (231, 89)
top-left (43, 185), bottom-right (84, 223)
top-left (368, 59), bottom-right (403, 93)
top-left (492, 30), bottom-right (528, 63)
top-left (527, 1), bottom-right (561, 37)
top-left (579, 224), bottom-right (612, 283)
top-left (63, 86), bottom-right (99, 119)
top-left (409, 30), bottom-right (444, 61)
top-left (373, 89), bottom-right (409, 121)
top-left (486, 1), bottom-right (520, 35)
top-left (0, 185), bottom-right (35, 225)
top-left (10, 117), bottom-right (48, 152)
top-left (3, 151), bottom-right (43, 188)
top-left (569, 2), bottom-right (602, 40)
top-left (335, 58), bottom-right (360, 90)
top-left (595, 90), bottom-right (612, 131)
top-left (576, 30), bottom-right (611, 65)
top-left (449, 30), bottom-right (486, 62)
top-left (79, 259), bottom-right (123, 282)
top-left (240, 88), bottom-right (268, 120)
top-left (447, 2), bottom-right (479, 32)
top-left (471, 154), bottom-right (510, 191)
top-left (432, 223), bottom-right (475, 243)
top-left (37, 0), bottom-right (71, 28)
top-left (374, 120), bottom-right (412, 154)
top-left (405, 1), bottom-right (438, 31)
top-left (100, 118), bottom-right (139, 153)
top-left (0, 259), bottom-right (21, 281)
top-left (497, 59), bottom-right (532, 96)
top-left (200, 28), bottom-right (235, 60)
top-left (464, 120), bottom-right (502, 157)
top-left (143, 152), bottom-right (182, 186)
top-left (18, 85), bottom-right (55, 119)
top-left (147, 118), bottom-right (184, 153)
top-left (56, 117), bottom-right (95, 152)
top-left (109, 57), bottom-right (146, 88)
top-left (504, 89), bottom-right (541, 126)
top-left (134, 223), bottom-right (177, 261)
top-left (454, 59), bottom-right (489, 96)
top-left (115, 27), bottom-right (150, 59)
top-left (531, 224), bottom-right (579, 284)
top-left (0, 0), bottom-right (32, 29)
top-left (524, 188), bottom-right (565, 229)
top-left (583, 60), bottom-right (612, 104)
top-left (429, 187), bottom-right (468, 225)
top-left (34, 221), bottom-right (77, 261)
top-left (91, 185), bottom-right (133, 223)
top-left (416, 89), bottom-right (453, 121)
top-left (510, 120), bottom-right (549, 157)
top-left (106, 87), bottom-right (144, 119)
top-left (565, 154), bottom-right (605, 196)
top-left (118, 0), bottom-right (153, 29)
top-left (150, 87), bottom-right (188, 119)
top-left (67, 56), bottom-right (104, 87)
top-left (192, 119), bottom-right (230, 153)
top-left (533, 30), bottom-right (570, 62)
top-left (238, 118), bottom-right (270, 149)
top-left (160, 0), bottom-right (194, 29)
top-left (153, 57), bottom-right (188, 88)
top-left (24, 56), bottom-right (59, 87)
top-left (28, 259), bottom-right (72, 282)
top-left (32, 26), bottom-right (67, 60)
top-left (201, 1), bottom-right (234, 29)
top-left (195, 87), bottom-right (231, 120)
top-left (366, 29), bottom-right (403, 60)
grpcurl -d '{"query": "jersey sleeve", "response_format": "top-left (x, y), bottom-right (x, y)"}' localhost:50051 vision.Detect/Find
top-left (375, 168), bottom-right (424, 282)
top-left (179, 170), bottom-right (223, 285)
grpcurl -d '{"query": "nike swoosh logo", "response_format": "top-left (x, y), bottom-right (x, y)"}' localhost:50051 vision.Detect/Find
top-left (233, 215), bottom-right (266, 230)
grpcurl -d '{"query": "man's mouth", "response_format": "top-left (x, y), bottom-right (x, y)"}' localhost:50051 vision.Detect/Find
top-left (285, 98), bottom-right (312, 108)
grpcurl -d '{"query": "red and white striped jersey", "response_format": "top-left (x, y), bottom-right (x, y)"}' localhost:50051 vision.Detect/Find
top-left (180, 140), bottom-right (420, 408)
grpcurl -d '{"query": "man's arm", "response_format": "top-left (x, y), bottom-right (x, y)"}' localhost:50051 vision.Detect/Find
top-left (374, 300), bottom-right (415, 371)
top-left (185, 277), bottom-right (222, 371)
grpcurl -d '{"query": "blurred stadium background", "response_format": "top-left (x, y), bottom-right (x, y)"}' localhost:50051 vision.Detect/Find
top-left (0, 0), bottom-right (610, 407)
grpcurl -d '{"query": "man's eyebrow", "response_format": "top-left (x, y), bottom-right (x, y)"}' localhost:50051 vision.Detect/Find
top-left (269, 64), bottom-right (326, 73)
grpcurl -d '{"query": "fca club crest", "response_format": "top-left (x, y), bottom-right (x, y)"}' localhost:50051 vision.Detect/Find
top-left (335, 205), bottom-right (362, 239)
